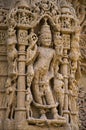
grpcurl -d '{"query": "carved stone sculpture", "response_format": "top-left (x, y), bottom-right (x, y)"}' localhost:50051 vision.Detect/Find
top-left (25, 87), bottom-right (33, 119)
top-left (5, 78), bottom-right (16, 119)
top-left (69, 34), bottom-right (81, 78)
top-left (32, 18), bottom-right (59, 120)
top-left (69, 76), bottom-right (79, 130)
top-left (26, 30), bottom-right (38, 88)
top-left (54, 73), bottom-right (65, 116)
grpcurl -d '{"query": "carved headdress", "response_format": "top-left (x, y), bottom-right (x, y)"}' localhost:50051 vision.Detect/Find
top-left (39, 18), bottom-right (52, 46)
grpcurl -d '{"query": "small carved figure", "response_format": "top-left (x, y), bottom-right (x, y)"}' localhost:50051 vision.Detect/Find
top-left (54, 73), bottom-right (65, 115)
top-left (26, 30), bottom-right (38, 88)
top-left (69, 35), bottom-right (80, 78)
top-left (7, 44), bottom-right (18, 77)
top-left (54, 31), bottom-right (63, 75)
top-left (69, 76), bottom-right (78, 113)
top-left (54, 16), bottom-right (61, 31)
top-left (54, 31), bottom-right (63, 57)
top-left (68, 76), bottom-right (79, 127)
top-left (7, 29), bottom-right (18, 78)
top-left (5, 78), bottom-right (16, 119)
top-left (25, 87), bottom-right (33, 119)
top-left (21, 12), bottom-right (27, 24)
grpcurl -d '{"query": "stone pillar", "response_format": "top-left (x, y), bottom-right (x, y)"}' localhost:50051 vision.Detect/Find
top-left (15, 29), bottom-right (28, 122)
top-left (62, 49), bottom-right (69, 122)
top-left (0, 30), bottom-right (7, 129)
top-left (61, 33), bottom-right (70, 123)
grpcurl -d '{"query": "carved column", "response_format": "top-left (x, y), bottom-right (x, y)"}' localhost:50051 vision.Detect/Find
top-left (0, 7), bottom-right (8, 129)
top-left (15, 29), bottom-right (28, 121)
top-left (62, 47), bottom-right (69, 122)
top-left (0, 30), bottom-right (7, 121)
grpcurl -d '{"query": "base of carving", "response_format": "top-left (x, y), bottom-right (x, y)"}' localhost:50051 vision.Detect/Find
top-left (27, 118), bottom-right (66, 127)
top-left (3, 118), bottom-right (70, 130)
top-left (15, 124), bottom-right (71, 130)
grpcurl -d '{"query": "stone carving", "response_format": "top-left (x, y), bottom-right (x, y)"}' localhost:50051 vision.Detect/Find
top-left (54, 73), bottom-right (65, 116)
top-left (69, 34), bottom-right (80, 78)
top-left (72, 1), bottom-right (86, 129)
top-left (78, 87), bottom-right (86, 130)
top-left (69, 76), bottom-right (79, 127)
top-left (26, 30), bottom-right (38, 88)
top-left (0, 0), bottom-right (83, 130)
top-left (0, 30), bottom-right (6, 44)
top-left (32, 18), bottom-right (60, 120)
top-left (54, 31), bottom-right (63, 74)
top-left (4, 78), bottom-right (16, 119)
top-left (25, 87), bottom-right (33, 119)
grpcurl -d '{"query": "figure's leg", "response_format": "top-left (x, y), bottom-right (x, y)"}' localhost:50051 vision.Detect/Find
top-left (10, 106), bottom-right (14, 119)
top-left (45, 86), bottom-right (65, 119)
top-left (26, 108), bottom-right (30, 119)
top-left (33, 71), bottom-right (42, 104)
top-left (45, 86), bottom-right (58, 119)
top-left (27, 65), bottom-right (34, 87)
top-left (6, 106), bottom-right (10, 118)
top-left (33, 71), bottom-right (46, 119)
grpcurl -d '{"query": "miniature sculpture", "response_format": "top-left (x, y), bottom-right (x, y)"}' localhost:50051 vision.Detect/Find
top-left (69, 76), bottom-right (79, 130)
top-left (26, 30), bottom-right (38, 88)
top-left (5, 78), bottom-right (16, 119)
top-left (69, 34), bottom-right (80, 78)
top-left (25, 87), bottom-right (33, 119)
top-left (0, 0), bottom-right (82, 130)
top-left (54, 31), bottom-right (63, 74)
top-left (54, 73), bottom-right (65, 116)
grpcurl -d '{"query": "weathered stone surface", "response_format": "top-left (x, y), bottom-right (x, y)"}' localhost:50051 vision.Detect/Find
top-left (0, 0), bottom-right (85, 130)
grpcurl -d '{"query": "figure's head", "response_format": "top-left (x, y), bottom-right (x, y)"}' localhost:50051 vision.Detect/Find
top-left (5, 78), bottom-right (11, 88)
top-left (56, 73), bottom-right (63, 80)
top-left (54, 31), bottom-right (62, 46)
top-left (39, 18), bottom-right (52, 47)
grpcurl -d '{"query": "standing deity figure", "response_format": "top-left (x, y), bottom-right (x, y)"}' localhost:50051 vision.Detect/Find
top-left (7, 28), bottom-right (18, 79)
top-left (25, 87), bottom-right (33, 119)
top-left (69, 76), bottom-right (78, 114)
top-left (54, 73), bottom-right (65, 116)
top-left (5, 78), bottom-right (16, 119)
top-left (33, 18), bottom-right (64, 120)
top-left (54, 31), bottom-right (63, 75)
top-left (68, 76), bottom-right (79, 127)
top-left (69, 35), bottom-right (80, 78)
top-left (26, 30), bottom-right (38, 88)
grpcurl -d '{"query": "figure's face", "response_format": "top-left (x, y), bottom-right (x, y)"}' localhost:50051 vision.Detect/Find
top-left (41, 36), bottom-right (51, 47)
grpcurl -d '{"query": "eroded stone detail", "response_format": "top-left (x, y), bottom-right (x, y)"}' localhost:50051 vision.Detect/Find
top-left (78, 88), bottom-right (86, 130)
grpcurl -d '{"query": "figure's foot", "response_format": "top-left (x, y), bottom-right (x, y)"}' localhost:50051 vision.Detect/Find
top-left (53, 114), bottom-right (65, 120)
top-left (40, 114), bottom-right (47, 120)
top-left (28, 117), bottom-right (34, 120)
